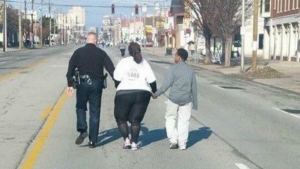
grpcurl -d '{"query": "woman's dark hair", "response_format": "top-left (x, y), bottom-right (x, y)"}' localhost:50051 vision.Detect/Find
top-left (128, 42), bottom-right (143, 64)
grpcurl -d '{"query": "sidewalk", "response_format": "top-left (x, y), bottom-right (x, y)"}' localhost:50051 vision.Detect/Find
top-left (143, 47), bottom-right (300, 94)
top-left (0, 47), bottom-right (28, 54)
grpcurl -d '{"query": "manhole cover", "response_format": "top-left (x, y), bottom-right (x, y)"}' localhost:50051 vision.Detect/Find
top-left (282, 109), bottom-right (300, 114)
top-left (219, 86), bottom-right (245, 90)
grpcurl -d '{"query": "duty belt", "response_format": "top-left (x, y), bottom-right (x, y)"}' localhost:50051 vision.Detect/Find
top-left (79, 74), bottom-right (92, 85)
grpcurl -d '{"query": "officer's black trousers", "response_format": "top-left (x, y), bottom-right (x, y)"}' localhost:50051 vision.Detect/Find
top-left (76, 78), bottom-right (103, 143)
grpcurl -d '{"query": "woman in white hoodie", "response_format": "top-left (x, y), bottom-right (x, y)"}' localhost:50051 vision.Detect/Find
top-left (113, 42), bottom-right (157, 151)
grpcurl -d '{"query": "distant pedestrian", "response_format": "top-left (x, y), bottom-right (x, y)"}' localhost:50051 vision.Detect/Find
top-left (153, 48), bottom-right (198, 150)
top-left (119, 40), bottom-right (127, 57)
top-left (66, 32), bottom-right (116, 148)
top-left (113, 42), bottom-right (157, 151)
top-left (189, 43), bottom-right (196, 61)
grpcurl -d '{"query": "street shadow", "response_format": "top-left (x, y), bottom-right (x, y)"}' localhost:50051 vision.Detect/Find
top-left (79, 127), bottom-right (121, 148)
top-left (187, 127), bottom-right (212, 148)
top-left (97, 128), bottom-right (122, 146)
top-left (139, 126), bottom-right (166, 148)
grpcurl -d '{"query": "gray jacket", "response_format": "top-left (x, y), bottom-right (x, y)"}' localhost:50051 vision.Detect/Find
top-left (155, 62), bottom-right (198, 110)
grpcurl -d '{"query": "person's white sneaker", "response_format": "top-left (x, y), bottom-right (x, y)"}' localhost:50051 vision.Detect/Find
top-left (178, 145), bottom-right (186, 150)
top-left (131, 142), bottom-right (139, 151)
top-left (122, 137), bottom-right (131, 149)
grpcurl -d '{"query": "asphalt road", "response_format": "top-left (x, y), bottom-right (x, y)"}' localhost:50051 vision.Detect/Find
top-left (0, 45), bottom-right (299, 169)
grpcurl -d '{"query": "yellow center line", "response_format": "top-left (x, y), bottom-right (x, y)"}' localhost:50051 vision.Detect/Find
top-left (41, 106), bottom-right (53, 120)
top-left (20, 92), bottom-right (68, 169)
top-left (0, 57), bottom-right (49, 82)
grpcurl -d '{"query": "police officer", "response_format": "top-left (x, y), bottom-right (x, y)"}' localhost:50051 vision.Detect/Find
top-left (66, 32), bottom-right (115, 148)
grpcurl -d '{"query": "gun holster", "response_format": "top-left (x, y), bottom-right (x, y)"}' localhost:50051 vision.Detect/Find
top-left (103, 73), bottom-right (108, 89)
top-left (72, 69), bottom-right (80, 89)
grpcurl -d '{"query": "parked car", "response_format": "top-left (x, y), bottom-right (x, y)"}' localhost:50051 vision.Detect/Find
top-left (231, 41), bottom-right (241, 58)
top-left (44, 39), bottom-right (50, 46)
top-left (142, 41), bottom-right (153, 47)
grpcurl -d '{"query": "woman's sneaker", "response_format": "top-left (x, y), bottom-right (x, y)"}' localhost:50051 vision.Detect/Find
top-left (122, 138), bottom-right (131, 149)
top-left (131, 142), bottom-right (139, 151)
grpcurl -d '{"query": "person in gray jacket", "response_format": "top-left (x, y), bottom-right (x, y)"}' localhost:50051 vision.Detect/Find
top-left (153, 48), bottom-right (198, 150)
top-left (119, 40), bottom-right (127, 57)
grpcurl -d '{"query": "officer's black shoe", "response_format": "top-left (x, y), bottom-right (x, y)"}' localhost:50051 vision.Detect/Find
top-left (75, 131), bottom-right (88, 145)
top-left (88, 141), bottom-right (97, 148)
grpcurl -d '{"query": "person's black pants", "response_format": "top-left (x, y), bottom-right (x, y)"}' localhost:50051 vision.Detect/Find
top-left (120, 49), bottom-right (125, 57)
top-left (114, 90), bottom-right (151, 143)
top-left (76, 78), bottom-right (103, 143)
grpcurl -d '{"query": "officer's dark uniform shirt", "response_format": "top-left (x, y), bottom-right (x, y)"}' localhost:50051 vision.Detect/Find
top-left (66, 43), bottom-right (115, 87)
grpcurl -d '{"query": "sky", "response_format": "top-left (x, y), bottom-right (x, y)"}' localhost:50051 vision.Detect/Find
top-left (9, 0), bottom-right (170, 29)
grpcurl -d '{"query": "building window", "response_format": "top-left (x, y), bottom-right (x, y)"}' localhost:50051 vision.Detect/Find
top-left (274, 0), bottom-right (277, 9)
top-left (259, 34), bottom-right (264, 49)
top-left (297, 0), bottom-right (299, 9)
top-left (265, 0), bottom-right (271, 12)
top-left (288, 0), bottom-right (290, 10)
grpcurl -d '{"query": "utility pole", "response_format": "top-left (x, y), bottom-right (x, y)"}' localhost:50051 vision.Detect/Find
top-left (75, 15), bottom-right (77, 43)
top-left (252, 0), bottom-right (259, 71)
top-left (3, 0), bottom-right (7, 52)
top-left (240, 0), bottom-right (245, 72)
top-left (142, 4), bottom-right (147, 43)
top-left (62, 14), bottom-right (65, 45)
top-left (31, 0), bottom-right (34, 48)
top-left (49, 0), bottom-right (51, 46)
top-left (66, 15), bottom-right (68, 45)
top-left (40, 0), bottom-right (43, 48)
top-left (25, 0), bottom-right (27, 20)
top-left (25, 0), bottom-right (28, 42)
top-left (19, 0), bottom-right (22, 50)
top-left (53, 10), bottom-right (56, 44)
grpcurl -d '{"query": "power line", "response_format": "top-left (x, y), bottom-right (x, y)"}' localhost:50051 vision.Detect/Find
top-left (6, 0), bottom-right (159, 8)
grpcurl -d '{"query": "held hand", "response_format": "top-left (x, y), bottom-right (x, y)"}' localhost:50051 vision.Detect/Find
top-left (151, 92), bottom-right (157, 99)
top-left (66, 87), bottom-right (74, 97)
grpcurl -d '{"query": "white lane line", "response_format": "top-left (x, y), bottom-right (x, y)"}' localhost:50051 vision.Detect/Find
top-left (213, 84), bottom-right (225, 90)
top-left (235, 163), bottom-right (250, 169)
top-left (273, 107), bottom-right (300, 119)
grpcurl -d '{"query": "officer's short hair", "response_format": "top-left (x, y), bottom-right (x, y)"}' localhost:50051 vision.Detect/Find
top-left (86, 32), bottom-right (98, 39)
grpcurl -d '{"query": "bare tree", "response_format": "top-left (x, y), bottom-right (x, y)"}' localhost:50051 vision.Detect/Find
top-left (22, 18), bottom-right (31, 41)
top-left (209, 0), bottom-right (252, 67)
top-left (0, 4), bottom-right (19, 46)
top-left (185, 0), bottom-right (216, 64)
top-left (185, 0), bottom-right (252, 66)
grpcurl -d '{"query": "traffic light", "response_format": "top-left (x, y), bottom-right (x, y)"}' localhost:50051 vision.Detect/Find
top-left (111, 4), bottom-right (115, 14)
top-left (135, 4), bottom-right (139, 15)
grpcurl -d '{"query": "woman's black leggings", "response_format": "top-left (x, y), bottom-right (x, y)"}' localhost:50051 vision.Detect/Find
top-left (114, 90), bottom-right (151, 143)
